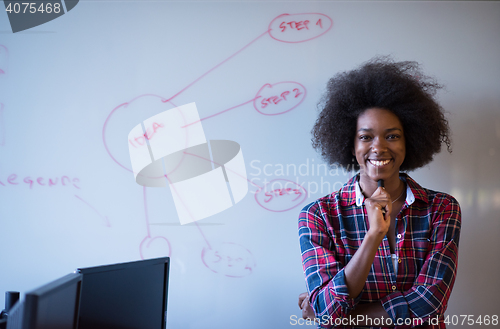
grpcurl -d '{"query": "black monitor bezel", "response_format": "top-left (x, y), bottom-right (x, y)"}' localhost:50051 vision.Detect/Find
top-left (77, 257), bottom-right (169, 329)
top-left (7, 272), bottom-right (82, 329)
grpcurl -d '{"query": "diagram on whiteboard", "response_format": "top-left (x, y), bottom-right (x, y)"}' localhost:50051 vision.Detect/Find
top-left (128, 102), bottom-right (248, 225)
top-left (100, 12), bottom-right (333, 277)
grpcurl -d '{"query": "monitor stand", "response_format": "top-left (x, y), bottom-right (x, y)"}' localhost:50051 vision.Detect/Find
top-left (0, 291), bottom-right (20, 329)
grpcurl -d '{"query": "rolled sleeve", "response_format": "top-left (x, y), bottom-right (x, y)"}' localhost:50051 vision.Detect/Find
top-left (331, 268), bottom-right (361, 308)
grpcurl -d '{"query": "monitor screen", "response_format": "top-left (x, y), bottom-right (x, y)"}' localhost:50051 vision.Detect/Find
top-left (6, 273), bottom-right (82, 329)
top-left (77, 257), bottom-right (169, 329)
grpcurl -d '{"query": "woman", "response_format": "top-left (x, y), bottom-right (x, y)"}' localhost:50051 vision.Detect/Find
top-left (298, 57), bottom-right (461, 328)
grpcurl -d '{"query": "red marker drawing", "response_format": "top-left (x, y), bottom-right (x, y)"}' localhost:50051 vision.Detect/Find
top-left (102, 12), bottom-right (331, 272)
top-left (0, 45), bottom-right (8, 75)
top-left (268, 13), bottom-right (333, 43)
top-left (75, 195), bottom-right (111, 227)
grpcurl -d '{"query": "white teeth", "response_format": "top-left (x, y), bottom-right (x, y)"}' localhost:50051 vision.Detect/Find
top-left (370, 159), bottom-right (390, 166)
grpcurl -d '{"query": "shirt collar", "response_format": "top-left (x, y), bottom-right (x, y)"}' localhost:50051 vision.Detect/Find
top-left (343, 173), bottom-right (426, 207)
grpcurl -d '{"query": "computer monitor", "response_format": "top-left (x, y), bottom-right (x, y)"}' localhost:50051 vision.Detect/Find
top-left (6, 273), bottom-right (82, 329)
top-left (77, 257), bottom-right (169, 329)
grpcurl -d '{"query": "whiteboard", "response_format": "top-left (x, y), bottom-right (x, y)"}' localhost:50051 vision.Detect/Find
top-left (1, 1), bottom-right (499, 327)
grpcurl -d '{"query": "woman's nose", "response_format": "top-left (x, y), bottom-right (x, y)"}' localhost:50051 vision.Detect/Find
top-left (371, 137), bottom-right (387, 153)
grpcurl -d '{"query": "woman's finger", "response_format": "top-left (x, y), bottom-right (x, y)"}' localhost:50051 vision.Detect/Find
top-left (298, 292), bottom-right (308, 308)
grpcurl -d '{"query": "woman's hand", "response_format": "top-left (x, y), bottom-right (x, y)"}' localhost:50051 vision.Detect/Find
top-left (298, 292), bottom-right (316, 319)
top-left (364, 186), bottom-right (391, 236)
top-left (343, 186), bottom-right (392, 298)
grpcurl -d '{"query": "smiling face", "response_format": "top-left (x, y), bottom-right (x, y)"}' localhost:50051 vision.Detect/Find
top-left (354, 108), bottom-right (406, 183)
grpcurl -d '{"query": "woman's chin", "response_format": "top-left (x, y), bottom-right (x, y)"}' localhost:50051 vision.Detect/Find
top-left (360, 167), bottom-right (399, 182)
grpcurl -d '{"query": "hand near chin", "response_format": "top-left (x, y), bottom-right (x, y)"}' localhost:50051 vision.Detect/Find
top-left (298, 292), bottom-right (316, 320)
top-left (364, 187), bottom-right (391, 236)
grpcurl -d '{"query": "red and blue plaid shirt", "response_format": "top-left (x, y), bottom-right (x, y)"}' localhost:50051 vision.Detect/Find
top-left (299, 174), bottom-right (461, 328)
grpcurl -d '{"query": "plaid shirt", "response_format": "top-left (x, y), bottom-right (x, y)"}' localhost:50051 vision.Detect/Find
top-left (299, 174), bottom-right (461, 328)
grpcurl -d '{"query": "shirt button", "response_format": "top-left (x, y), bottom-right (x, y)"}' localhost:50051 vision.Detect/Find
top-left (397, 234), bottom-right (402, 239)
top-left (392, 285), bottom-right (397, 291)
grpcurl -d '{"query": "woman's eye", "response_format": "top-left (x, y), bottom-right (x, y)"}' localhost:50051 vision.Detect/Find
top-left (359, 135), bottom-right (371, 140)
top-left (387, 134), bottom-right (400, 140)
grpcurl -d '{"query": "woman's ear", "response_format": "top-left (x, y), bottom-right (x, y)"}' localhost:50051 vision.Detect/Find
top-left (352, 148), bottom-right (355, 156)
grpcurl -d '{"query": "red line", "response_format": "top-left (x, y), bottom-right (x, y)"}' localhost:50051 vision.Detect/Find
top-left (0, 46), bottom-right (7, 76)
top-left (102, 95), bottom-right (177, 174)
top-left (143, 186), bottom-right (151, 237)
top-left (181, 98), bottom-right (257, 128)
top-left (166, 29), bottom-right (270, 102)
top-left (194, 222), bottom-right (212, 250)
top-left (75, 195), bottom-right (111, 227)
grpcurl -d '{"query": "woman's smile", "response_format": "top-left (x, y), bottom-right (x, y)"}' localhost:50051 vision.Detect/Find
top-left (368, 159), bottom-right (392, 167)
